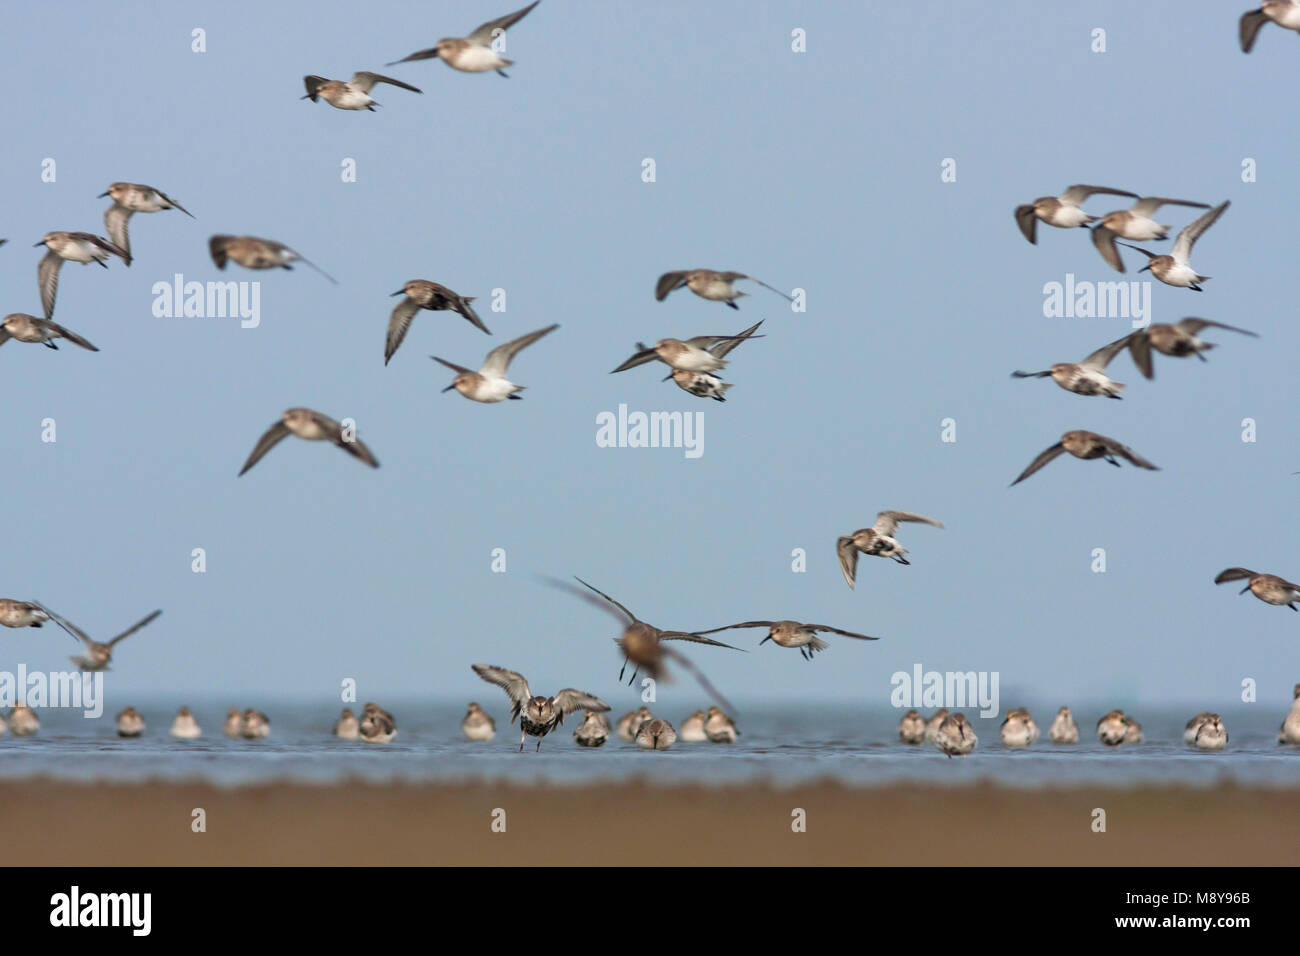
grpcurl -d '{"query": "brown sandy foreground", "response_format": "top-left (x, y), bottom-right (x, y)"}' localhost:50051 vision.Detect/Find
top-left (4, 779), bottom-right (1299, 866)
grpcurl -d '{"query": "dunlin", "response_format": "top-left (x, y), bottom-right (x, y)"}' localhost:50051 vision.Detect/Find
top-left (924, 709), bottom-right (950, 743)
top-left (208, 235), bottom-right (337, 283)
top-left (1183, 711), bottom-right (1214, 744)
top-left (1096, 710), bottom-right (1128, 746)
top-left (836, 511), bottom-right (943, 588)
top-left (573, 710), bottom-right (610, 747)
top-left (1214, 567), bottom-right (1300, 610)
top-left (898, 709), bottom-right (926, 744)
top-left (302, 72), bottom-right (421, 111)
top-left (9, 705), bottom-right (39, 737)
top-left (386, 279), bottom-right (490, 366)
top-left (389, 1), bottom-right (541, 76)
top-left (1118, 200), bottom-right (1229, 291)
top-left (170, 707), bottom-right (201, 739)
top-left (654, 269), bottom-right (793, 310)
top-left (99, 182), bottom-right (194, 265)
top-left (0, 599), bottom-right (49, 629)
top-left (679, 709), bottom-right (708, 742)
top-left (35, 231), bottom-right (129, 318)
top-left (636, 717), bottom-right (677, 750)
top-left (471, 664), bottom-right (609, 752)
top-left (566, 577), bottom-right (741, 709)
top-left (664, 319), bottom-right (763, 401)
top-left (359, 702), bottom-right (397, 744)
top-left (240, 709), bottom-right (270, 739)
top-left (1127, 318), bottom-right (1257, 380)
top-left (0, 313), bottom-right (98, 353)
top-left (616, 707), bottom-right (653, 741)
top-left (1014, 185), bottom-right (1137, 244)
top-left (612, 327), bottom-right (766, 375)
top-left (1011, 430), bottom-right (1158, 486)
top-left (999, 708), bottom-right (1037, 747)
top-left (333, 708), bottom-right (360, 739)
top-left (1192, 714), bottom-right (1227, 750)
top-left (1090, 197), bottom-right (1210, 272)
top-left (1241, 1), bottom-right (1300, 51)
top-left (1011, 333), bottom-right (1131, 399)
top-left (934, 712), bottom-right (976, 757)
top-left (238, 407), bottom-right (379, 475)
top-left (694, 619), bottom-right (878, 660)
top-left (704, 706), bottom-right (739, 743)
top-left (462, 702), bottom-right (497, 741)
top-left (433, 323), bottom-right (557, 402)
top-left (223, 708), bottom-right (242, 737)
top-left (116, 706), bottom-right (145, 738)
top-left (1279, 685), bottom-right (1300, 744)
top-left (40, 605), bottom-right (162, 672)
top-left (1048, 707), bottom-right (1079, 744)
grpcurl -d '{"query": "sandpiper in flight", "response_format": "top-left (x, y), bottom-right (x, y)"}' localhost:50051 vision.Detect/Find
top-left (208, 235), bottom-right (337, 283)
top-left (0, 313), bottom-right (98, 353)
top-left (1089, 196), bottom-right (1210, 272)
top-left (238, 407), bottom-right (380, 475)
top-left (837, 511), bottom-right (944, 588)
top-left (99, 182), bottom-right (194, 265)
top-left (1126, 318), bottom-right (1257, 380)
top-left (664, 320), bottom-right (763, 401)
top-left (1214, 568), bottom-right (1300, 610)
top-left (388, 1), bottom-right (541, 77)
top-left (386, 280), bottom-right (490, 365)
top-left (432, 324), bottom-right (557, 402)
top-left (1014, 184), bottom-right (1137, 243)
top-left (302, 72), bottom-right (422, 111)
top-left (1011, 431), bottom-right (1158, 486)
top-left (1118, 200), bottom-right (1230, 290)
top-left (611, 327), bottom-right (765, 376)
top-left (35, 231), bottom-right (129, 318)
top-left (471, 664), bottom-right (609, 752)
top-left (39, 605), bottom-right (162, 672)
top-left (693, 619), bottom-right (878, 660)
top-left (1011, 333), bottom-right (1132, 399)
top-left (654, 269), bottom-right (793, 310)
top-left (1240, 1), bottom-right (1300, 51)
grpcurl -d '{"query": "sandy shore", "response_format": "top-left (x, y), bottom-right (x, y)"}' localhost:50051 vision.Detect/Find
top-left (5, 779), bottom-right (1298, 865)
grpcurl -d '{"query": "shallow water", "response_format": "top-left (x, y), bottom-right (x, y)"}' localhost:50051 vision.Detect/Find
top-left (1, 700), bottom-right (1297, 789)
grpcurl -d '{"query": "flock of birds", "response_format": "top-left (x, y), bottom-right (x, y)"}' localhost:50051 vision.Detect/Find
top-left (3, 3), bottom-right (1300, 759)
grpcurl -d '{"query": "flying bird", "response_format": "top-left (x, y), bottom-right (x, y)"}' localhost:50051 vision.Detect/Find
top-left (1126, 318), bottom-right (1257, 379)
top-left (470, 664), bottom-right (608, 752)
top-left (1089, 196), bottom-right (1210, 272)
top-left (1214, 568), bottom-right (1300, 611)
top-left (1240, 2), bottom-right (1300, 52)
top-left (388, 1), bottom-right (541, 77)
top-left (1011, 333), bottom-right (1131, 399)
top-left (386, 280), bottom-right (489, 365)
top-left (1118, 200), bottom-right (1229, 290)
top-left (432, 324), bottom-right (557, 402)
top-left (1011, 430), bottom-right (1158, 486)
top-left (693, 620), bottom-right (879, 660)
top-left (654, 269), bottom-right (792, 310)
top-left (1014, 185), bottom-right (1137, 244)
top-left (35, 231), bottom-right (129, 319)
top-left (612, 327), bottom-right (764, 374)
top-left (302, 72), bottom-right (422, 110)
top-left (37, 604), bottom-right (162, 672)
top-left (98, 182), bottom-right (194, 266)
top-left (209, 235), bottom-right (337, 283)
top-left (239, 407), bottom-right (379, 476)
top-left (836, 511), bottom-right (944, 588)
top-left (663, 320), bottom-right (763, 401)
top-left (0, 313), bottom-right (98, 353)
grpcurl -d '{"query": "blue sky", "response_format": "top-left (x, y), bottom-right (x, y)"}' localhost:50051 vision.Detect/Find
top-left (1, 1), bottom-right (1296, 712)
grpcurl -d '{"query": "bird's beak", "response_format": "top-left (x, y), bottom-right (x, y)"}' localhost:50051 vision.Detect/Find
top-left (33, 240), bottom-right (45, 247)
top-left (1138, 264), bottom-right (1151, 274)
top-left (760, 635), bottom-right (772, 644)
top-left (441, 384), bottom-right (456, 393)
top-left (97, 191), bottom-right (110, 198)
top-left (390, 289), bottom-right (405, 296)
top-left (661, 373), bottom-right (673, 382)
top-left (1240, 585), bottom-right (1250, 595)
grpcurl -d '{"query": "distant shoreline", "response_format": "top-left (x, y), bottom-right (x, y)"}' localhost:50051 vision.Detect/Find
top-left (5, 780), bottom-right (1298, 865)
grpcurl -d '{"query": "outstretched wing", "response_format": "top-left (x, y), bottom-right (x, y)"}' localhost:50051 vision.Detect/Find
top-left (38, 250), bottom-right (64, 319)
top-left (658, 630), bottom-right (746, 651)
top-left (1059, 184), bottom-right (1138, 204)
top-left (1090, 224), bottom-right (1124, 272)
top-left (238, 421), bottom-right (290, 476)
top-left (836, 536), bottom-right (859, 589)
top-left (104, 205), bottom-right (134, 265)
top-left (1014, 204), bottom-right (1037, 244)
top-left (654, 271), bottom-right (689, 300)
top-left (31, 602), bottom-right (91, 645)
top-left (350, 72), bottom-right (422, 94)
top-left (468, 1), bottom-right (541, 44)
top-left (611, 344), bottom-right (659, 373)
top-left (1130, 196), bottom-right (1210, 217)
top-left (385, 297), bottom-right (420, 365)
top-left (693, 620), bottom-right (775, 635)
top-left (302, 75), bottom-right (328, 100)
top-left (1172, 200), bottom-right (1228, 263)
top-left (1213, 567), bottom-right (1256, 585)
top-left (471, 664), bottom-right (530, 721)
top-left (1079, 333), bottom-right (1133, 371)
top-left (1240, 9), bottom-right (1269, 53)
top-left (1127, 332), bottom-right (1155, 380)
top-left (107, 609), bottom-right (162, 647)
top-left (1176, 318), bottom-right (1257, 337)
top-left (1010, 443), bottom-right (1066, 486)
top-left (709, 320), bottom-right (763, 358)
top-left (872, 511), bottom-right (943, 536)
top-left (808, 624), bottom-right (879, 641)
top-left (572, 577), bottom-right (639, 624)
top-left (481, 323), bottom-right (557, 377)
top-left (49, 322), bottom-right (99, 352)
top-left (1098, 434), bottom-right (1158, 470)
top-left (552, 689), bottom-right (609, 716)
